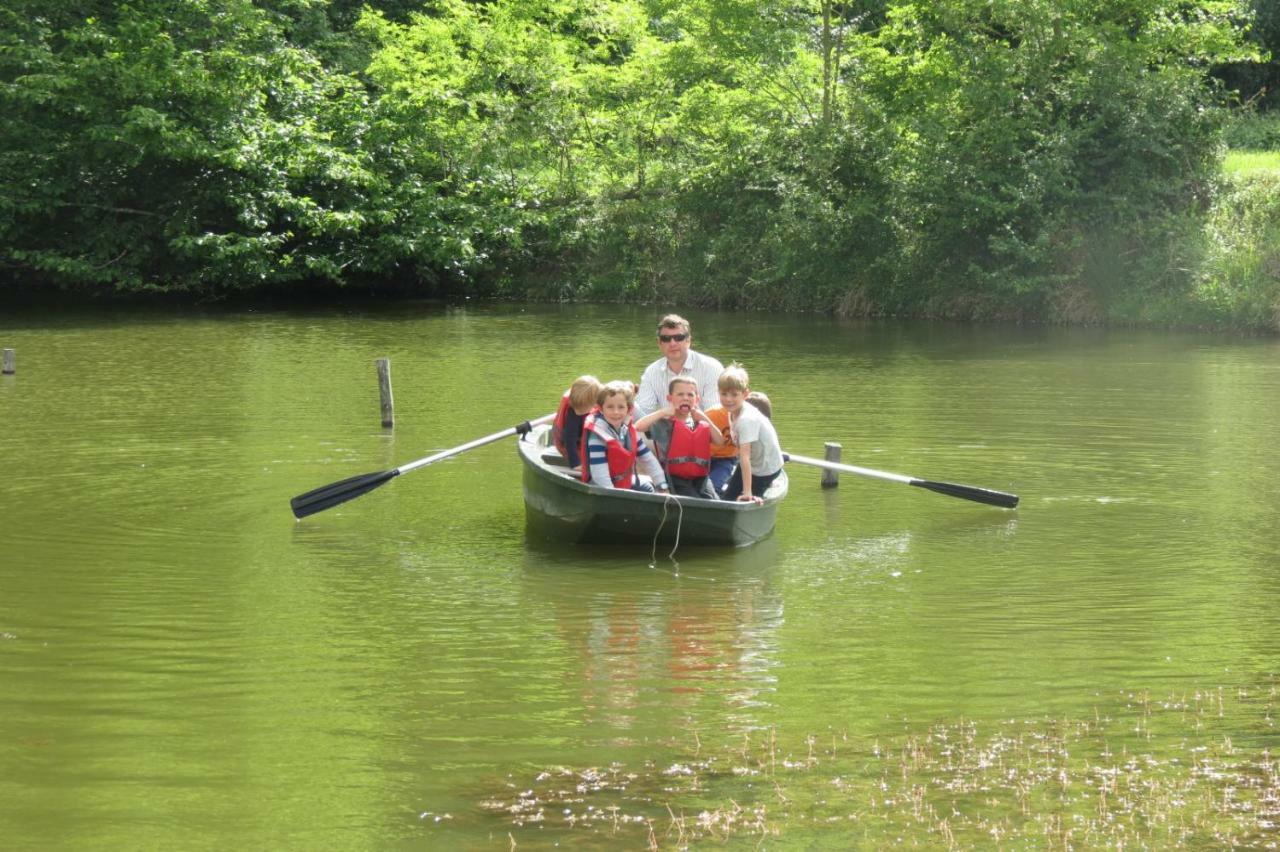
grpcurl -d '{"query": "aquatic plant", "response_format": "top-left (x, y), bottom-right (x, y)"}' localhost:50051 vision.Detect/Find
top-left (473, 682), bottom-right (1279, 847)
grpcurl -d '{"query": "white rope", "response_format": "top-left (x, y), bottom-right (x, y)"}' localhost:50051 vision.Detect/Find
top-left (649, 489), bottom-right (684, 571)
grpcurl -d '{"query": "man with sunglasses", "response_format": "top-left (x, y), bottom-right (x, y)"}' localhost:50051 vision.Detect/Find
top-left (635, 314), bottom-right (724, 427)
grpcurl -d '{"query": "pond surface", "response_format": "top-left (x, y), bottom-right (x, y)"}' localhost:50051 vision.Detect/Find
top-left (2, 303), bottom-right (1278, 846)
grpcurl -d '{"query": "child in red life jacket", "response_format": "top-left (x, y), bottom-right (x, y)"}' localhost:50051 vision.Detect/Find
top-left (633, 376), bottom-right (725, 499)
top-left (581, 380), bottom-right (669, 493)
top-left (552, 375), bottom-right (602, 471)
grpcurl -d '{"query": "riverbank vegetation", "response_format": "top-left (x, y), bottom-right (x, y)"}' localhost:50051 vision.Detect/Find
top-left (3, 0), bottom-right (1279, 330)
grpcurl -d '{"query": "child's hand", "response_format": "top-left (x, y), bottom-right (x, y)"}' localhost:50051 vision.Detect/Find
top-left (736, 494), bottom-right (763, 504)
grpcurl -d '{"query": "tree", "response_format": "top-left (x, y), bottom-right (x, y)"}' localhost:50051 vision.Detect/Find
top-left (0, 0), bottom-right (389, 291)
top-left (852, 0), bottom-right (1255, 312)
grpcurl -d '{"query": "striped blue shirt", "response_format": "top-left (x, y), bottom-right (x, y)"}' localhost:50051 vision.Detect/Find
top-left (585, 420), bottom-right (666, 489)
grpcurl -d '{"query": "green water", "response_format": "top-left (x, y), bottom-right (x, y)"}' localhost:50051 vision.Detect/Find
top-left (2, 304), bottom-right (1277, 847)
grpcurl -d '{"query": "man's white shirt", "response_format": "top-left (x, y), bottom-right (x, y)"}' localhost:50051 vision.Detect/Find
top-left (635, 350), bottom-right (724, 417)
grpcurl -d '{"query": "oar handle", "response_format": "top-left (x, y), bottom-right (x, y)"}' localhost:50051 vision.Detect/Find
top-left (785, 453), bottom-right (913, 485)
top-left (398, 413), bottom-right (555, 475)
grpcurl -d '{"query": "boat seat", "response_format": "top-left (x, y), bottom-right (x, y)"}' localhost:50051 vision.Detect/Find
top-left (541, 451), bottom-right (571, 468)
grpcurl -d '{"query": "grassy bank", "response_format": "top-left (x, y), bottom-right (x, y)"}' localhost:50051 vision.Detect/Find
top-left (1223, 150), bottom-right (1280, 175)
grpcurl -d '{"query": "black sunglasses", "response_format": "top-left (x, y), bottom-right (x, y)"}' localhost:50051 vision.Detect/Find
top-left (658, 333), bottom-right (689, 343)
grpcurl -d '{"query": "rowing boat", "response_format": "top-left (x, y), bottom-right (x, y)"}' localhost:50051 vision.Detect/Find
top-left (517, 423), bottom-right (787, 547)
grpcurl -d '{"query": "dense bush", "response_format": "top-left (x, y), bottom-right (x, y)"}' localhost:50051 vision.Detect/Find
top-left (540, 0), bottom-right (1255, 323)
top-left (1193, 172), bottom-right (1280, 330)
top-left (0, 0), bottom-right (1272, 329)
top-left (1223, 109), bottom-right (1280, 148)
top-left (0, 1), bottom-right (390, 291)
top-left (1215, 0), bottom-right (1280, 110)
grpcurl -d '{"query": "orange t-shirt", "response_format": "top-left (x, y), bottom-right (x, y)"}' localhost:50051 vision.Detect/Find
top-left (705, 407), bottom-right (738, 459)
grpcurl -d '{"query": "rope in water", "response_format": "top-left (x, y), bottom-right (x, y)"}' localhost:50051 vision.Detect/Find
top-left (649, 489), bottom-right (683, 569)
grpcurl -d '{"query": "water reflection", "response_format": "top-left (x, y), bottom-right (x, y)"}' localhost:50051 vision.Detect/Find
top-left (519, 537), bottom-right (785, 743)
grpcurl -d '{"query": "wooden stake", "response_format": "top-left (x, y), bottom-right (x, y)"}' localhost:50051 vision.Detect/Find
top-left (821, 442), bottom-right (841, 488)
top-left (376, 357), bottom-right (394, 428)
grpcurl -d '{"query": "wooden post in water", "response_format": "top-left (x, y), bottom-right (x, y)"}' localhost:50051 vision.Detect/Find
top-left (1, 349), bottom-right (13, 375)
top-left (821, 442), bottom-right (842, 488)
top-left (375, 357), bottom-right (394, 428)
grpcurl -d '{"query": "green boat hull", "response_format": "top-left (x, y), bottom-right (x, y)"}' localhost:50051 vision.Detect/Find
top-left (517, 425), bottom-right (785, 547)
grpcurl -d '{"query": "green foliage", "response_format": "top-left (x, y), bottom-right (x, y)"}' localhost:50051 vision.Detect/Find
top-left (0, 0), bottom-right (1270, 329)
top-left (0, 1), bottom-right (390, 291)
top-left (855, 0), bottom-right (1248, 316)
top-left (1223, 107), bottom-right (1280, 147)
top-left (1192, 171), bottom-right (1280, 329)
top-left (1215, 0), bottom-right (1280, 108)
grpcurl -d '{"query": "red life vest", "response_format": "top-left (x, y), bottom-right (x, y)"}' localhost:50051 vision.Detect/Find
top-left (665, 417), bottom-right (712, 479)
top-left (579, 411), bottom-right (637, 489)
top-left (551, 392), bottom-right (573, 458)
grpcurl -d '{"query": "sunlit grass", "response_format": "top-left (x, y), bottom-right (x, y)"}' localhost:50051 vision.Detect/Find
top-left (1223, 150), bottom-right (1280, 176)
top-left (474, 682), bottom-right (1280, 847)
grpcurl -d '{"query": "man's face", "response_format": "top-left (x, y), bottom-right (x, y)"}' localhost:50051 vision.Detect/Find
top-left (667, 382), bottom-right (699, 414)
top-left (657, 326), bottom-right (691, 361)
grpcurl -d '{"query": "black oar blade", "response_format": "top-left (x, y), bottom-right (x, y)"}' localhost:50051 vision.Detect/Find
top-left (912, 479), bottom-right (1019, 509)
top-left (290, 469), bottom-right (399, 519)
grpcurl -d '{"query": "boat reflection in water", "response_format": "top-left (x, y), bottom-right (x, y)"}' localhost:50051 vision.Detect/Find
top-left (519, 533), bottom-right (785, 739)
top-left (518, 424), bottom-right (787, 548)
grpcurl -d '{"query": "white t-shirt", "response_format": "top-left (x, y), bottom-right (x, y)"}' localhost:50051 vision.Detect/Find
top-left (730, 402), bottom-right (783, 477)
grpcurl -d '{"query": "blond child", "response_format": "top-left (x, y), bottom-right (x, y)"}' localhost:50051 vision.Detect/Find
top-left (581, 380), bottom-right (668, 492)
top-left (552, 375), bottom-right (602, 470)
top-left (717, 364), bottom-right (783, 503)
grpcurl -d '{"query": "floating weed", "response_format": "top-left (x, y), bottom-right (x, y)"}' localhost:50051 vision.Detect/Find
top-left (477, 682), bottom-right (1280, 847)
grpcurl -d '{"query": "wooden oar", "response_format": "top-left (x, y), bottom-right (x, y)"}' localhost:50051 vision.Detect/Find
top-left (291, 413), bottom-right (555, 519)
top-left (784, 452), bottom-right (1019, 509)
